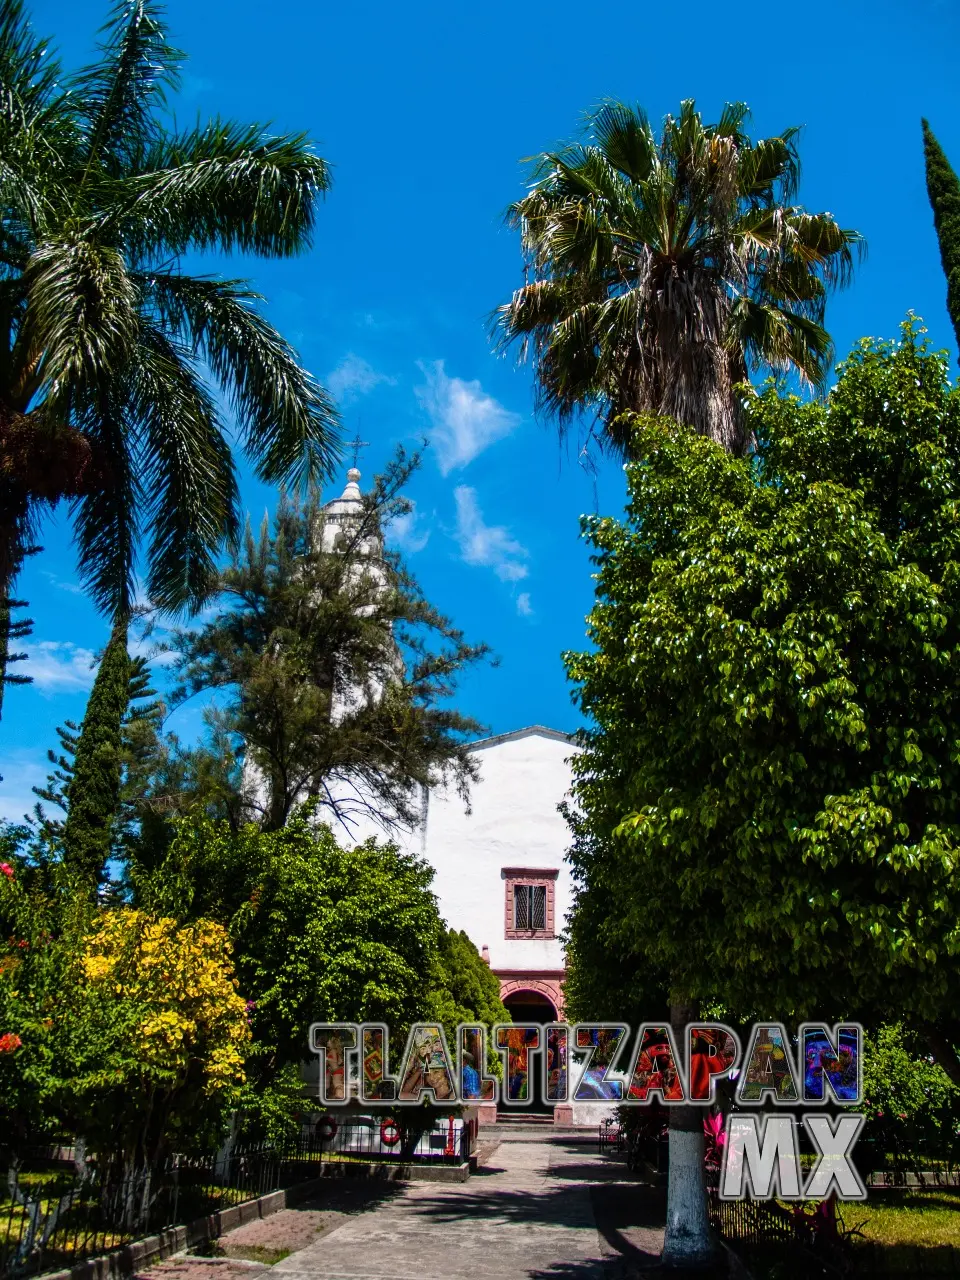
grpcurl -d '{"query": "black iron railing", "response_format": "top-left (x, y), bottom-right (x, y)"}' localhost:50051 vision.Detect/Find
top-left (0, 1120), bottom-right (470, 1279)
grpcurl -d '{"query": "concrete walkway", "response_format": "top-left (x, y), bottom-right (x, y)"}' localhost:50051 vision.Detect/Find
top-left (269, 1135), bottom-right (664, 1280)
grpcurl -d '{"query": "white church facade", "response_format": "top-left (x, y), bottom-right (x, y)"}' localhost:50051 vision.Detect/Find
top-left (419, 723), bottom-right (576, 1025)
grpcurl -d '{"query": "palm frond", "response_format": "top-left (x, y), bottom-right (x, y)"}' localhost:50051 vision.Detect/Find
top-left (0, 0), bottom-right (61, 111)
top-left (730, 297), bottom-right (833, 387)
top-left (72, 0), bottom-right (182, 173)
top-left (70, 391), bottom-right (139, 614)
top-left (130, 322), bottom-right (238, 610)
top-left (117, 119), bottom-right (330, 258)
top-left (590, 101), bottom-right (656, 183)
top-left (24, 233), bottom-right (138, 411)
top-left (136, 270), bottom-right (341, 487)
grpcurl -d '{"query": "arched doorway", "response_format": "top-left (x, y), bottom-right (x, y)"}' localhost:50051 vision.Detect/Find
top-left (500, 989), bottom-right (557, 1113)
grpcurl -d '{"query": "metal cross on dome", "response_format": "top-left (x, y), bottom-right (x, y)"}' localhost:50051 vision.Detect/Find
top-left (348, 432), bottom-right (371, 468)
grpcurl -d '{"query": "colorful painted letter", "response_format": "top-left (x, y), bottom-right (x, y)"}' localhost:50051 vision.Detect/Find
top-left (624, 1024), bottom-right (685, 1103)
top-left (688, 1023), bottom-right (740, 1103)
top-left (361, 1024), bottom-right (398, 1102)
top-left (573, 1024), bottom-right (628, 1101)
top-left (494, 1024), bottom-right (541, 1103)
top-left (458, 1024), bottom-right (498, 1102)
top-left (308, 1023), bottom-right (358, 1104)
top-left (398, 1024), bottom-right (458, 1103)
top-left (801, 1023), bottom-right (861, 1104)
top-left (736, 1024), bottom-right (800, 1104)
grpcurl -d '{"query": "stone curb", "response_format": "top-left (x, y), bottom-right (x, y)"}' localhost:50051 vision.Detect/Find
top-left (37, 1177), bottom-right (327, 1280)
top-left (36, 1160), bottom-right (471, 1280)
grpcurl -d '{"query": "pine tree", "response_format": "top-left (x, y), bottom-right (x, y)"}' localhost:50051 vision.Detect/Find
top-left (923, 119), bottom-right (960, 358)
top-left (61, 617), bottom-right (133, 889)
top-left (33, 651), bottom-right (159, 845)
top-left (168, 447), bottom-right (490, 832)
top-left (0, 543), bottom-right (40, 724)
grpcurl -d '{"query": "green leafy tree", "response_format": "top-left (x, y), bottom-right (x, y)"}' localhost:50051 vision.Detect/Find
top-left (166, 448), bottom-right (489, 833)
top-left (430, 928), bottom-right (510, 1040)
top-left (0, 833), bottom-right (66, 1158)
top-left (133, 810), bottom-right (449, 1125)
top-left (923, 119), bottom-right (960, 360)
top-left (498, 99), bottom-right (861, 1267)
top-left (61, 908), bottom-right (249, 1193)
top-left (862, 1024), bottom-right (959, 1168)
top-left (117, 709), bottom-right (245, 874)
top-left (566, 321), bottom-right (960, 1095)
top-left (496, 99), bottom-right (861, 458)
top-left (0, 0), bottom-right (341, 712)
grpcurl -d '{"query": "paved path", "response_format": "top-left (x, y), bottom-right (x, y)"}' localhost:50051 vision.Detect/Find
top-left (268, 1137), bottom-right (664, 1280)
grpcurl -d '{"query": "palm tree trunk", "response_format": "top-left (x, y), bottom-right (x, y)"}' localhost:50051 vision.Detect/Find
top-left (660, 999), bottom-right (716, 1270)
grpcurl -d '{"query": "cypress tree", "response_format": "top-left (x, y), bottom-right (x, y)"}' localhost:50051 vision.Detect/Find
top-left (922, 119), bottom-right (960, 358)
top-left (63, 616), bottom-right (132, 889)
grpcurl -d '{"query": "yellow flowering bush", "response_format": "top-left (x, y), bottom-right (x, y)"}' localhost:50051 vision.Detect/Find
top-left (80, 910), bottom-right (250, 1095)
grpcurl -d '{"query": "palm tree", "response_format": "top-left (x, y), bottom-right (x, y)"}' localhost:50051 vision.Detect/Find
top-left (496, 100), bottom-right (861, 1270)
top-left (496, 99), bottom-right (861, 459)
top-left (0, 0), bottom-right (342, 714)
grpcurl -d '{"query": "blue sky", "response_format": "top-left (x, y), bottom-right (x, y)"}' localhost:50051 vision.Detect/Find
top-left (3, 0), bottom-right (960, 822)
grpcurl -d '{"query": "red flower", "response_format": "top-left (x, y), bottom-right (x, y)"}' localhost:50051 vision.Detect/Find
top-left (0, 1033), bottom-right (22, 1053)
top-left (0, 864), bottom-right (13, 880)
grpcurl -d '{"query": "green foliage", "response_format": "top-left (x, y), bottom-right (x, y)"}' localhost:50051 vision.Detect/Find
top-left (863, 1024), bottom-right (958, 1143)
top-left (565, 320), bottom-right (960, 1077)
top-left (164, 447), bottom-right (489, 833)
top-left (136, 811), bottom-right (447, 1073)
top-left (60, 618), bottom-right (132, 888)
top-left (0, 0), bottom-right (340, 652)
top-left (496, 99), bottom-right (861, 456)
top-left (30, 629), bottom-right (170, 888)
top-left (430, 928), bottom-right (509, 1038)
top-left (61, 908), bottom-right (249, 1170)
top-left (923, 120), bottom-right (960, 360)
top-left (0, 837), bottom-right (248, 1167)
top-left (0, 834), bottom-right (70, 1150)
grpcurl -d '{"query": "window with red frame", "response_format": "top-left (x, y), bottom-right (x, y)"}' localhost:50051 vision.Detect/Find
top-left (503, 869), bottom-right (557, 939)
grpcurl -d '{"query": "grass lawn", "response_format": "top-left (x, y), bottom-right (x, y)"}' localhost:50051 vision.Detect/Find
top-left (839, 1188), bottom-right (960, 1276)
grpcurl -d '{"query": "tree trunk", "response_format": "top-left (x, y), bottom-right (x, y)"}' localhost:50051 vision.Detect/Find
top-left (660, 999), bottom-right (716, 1270)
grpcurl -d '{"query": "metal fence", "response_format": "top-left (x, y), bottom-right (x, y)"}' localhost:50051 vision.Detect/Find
top-left (707, 1192), bottom-right (847, 1278)
top-left (0, 1119), bottom-right (469, 1280)
top-left (856, 1136), bottom-right (960, 1187)
top-left (0, 1136), bottom-right (328, 1280)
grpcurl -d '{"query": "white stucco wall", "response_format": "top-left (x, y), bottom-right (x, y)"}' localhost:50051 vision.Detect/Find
top-left (422, 727), bottom-right (577, 974)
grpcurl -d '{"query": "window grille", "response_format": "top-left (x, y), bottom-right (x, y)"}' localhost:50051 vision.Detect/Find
top-left (514, 884), bottom-right (546, 931)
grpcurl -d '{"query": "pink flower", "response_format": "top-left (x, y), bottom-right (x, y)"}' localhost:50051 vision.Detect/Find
top-left (0, 864), bottom-right (13, 880)
top-left (0, 1033), bottom-right (22, 1053)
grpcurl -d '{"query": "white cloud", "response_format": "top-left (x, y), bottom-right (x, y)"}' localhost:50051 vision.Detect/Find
top-left (453, 487), bottom-right (529, 582)
top-left (41, 571), bottom-right (84, 596)
top-left (416, 361), bottom-right (520, 475)
top-left (21, 641), bottom-right (97, 693)
top-left (0, 753), bottom-right (48, 824)
top-left (516, 592), bottom-right (533, 617)
top-left (388, 501), bottom-right (431, 554)
top-left (129, 633), bottom-right (178, 668)
top-left (326, 353), bottom-right (396, 403)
